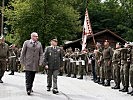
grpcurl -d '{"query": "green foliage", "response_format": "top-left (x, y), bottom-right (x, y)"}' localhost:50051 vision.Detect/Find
top-left (4, 0), bottom-right (133, 46)
top-left (4, 0), bottom-right (81, 46)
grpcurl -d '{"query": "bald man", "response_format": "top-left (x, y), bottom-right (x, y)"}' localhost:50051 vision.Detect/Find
top-left (20, 32), bottom-right (43, 95)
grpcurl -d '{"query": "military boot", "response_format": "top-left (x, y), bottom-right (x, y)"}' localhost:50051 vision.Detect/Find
top-left (104, 80), bottom-right (110, 86)
top-left (77, 75), bottom-right (83, 79)
top-left (95, 77), bottom-right (100, 83)
top-left (98, 79), bottom-right (105, 85)
top-left (111, 85), bottom-right (120, 89)
top-left (121, 87), bottom-right (128, 92)
top-left (9, 70), bottom-right (14, 75)
top-left (72, 74), bottom-right (76, 78)
top-left (0, 76), bottom-right (3, 83)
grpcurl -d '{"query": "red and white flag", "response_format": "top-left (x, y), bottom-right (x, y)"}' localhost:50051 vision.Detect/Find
top-left (82, 8), bottom-right (93, 51)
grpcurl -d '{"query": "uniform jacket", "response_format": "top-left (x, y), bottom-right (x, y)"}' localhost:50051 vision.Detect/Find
top-left (43, 46), bottom-right (63, 70)
top-left (20, 40), bottom-right (43, 71)
top-left (0, 43), bottom-right (9, 59)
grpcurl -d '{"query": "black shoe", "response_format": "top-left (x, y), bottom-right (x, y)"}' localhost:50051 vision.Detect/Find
top-left (131, 92), bottom-right (133, 96)
top-left (127, 91), bottom-right (133, 94)
top-left (98, 81), bottom-right (104, 85)
top-left (104, 80), bottom-right (110, 86)
top-left (77, 75), bottom-right (83, 79)
top-left (0, 80), bottom-right (3, 83)
top-left (121, 87), bottom-right (128, 92)
top-left (95, 79), bottom-right (100, 83)
top-left (47, 87), bottom-right (51, 91)
top-left (72, 74), bottom-right (76, 78)
top-left (9, 72), bottom-right (14, 75)
top-left (66, 74), bottom-right (71, 77)
top-left (112, 85), bottom-right (120, 89)
top-left (27, 90), bottom-right (31, 95)
top-left (119, 88), bottom-right (124, 91)
top-left (52, 89), bottom-right (59, 94)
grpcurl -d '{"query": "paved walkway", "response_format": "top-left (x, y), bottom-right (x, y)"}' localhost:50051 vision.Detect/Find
top-left (0, 72), bottom-right (133, 100)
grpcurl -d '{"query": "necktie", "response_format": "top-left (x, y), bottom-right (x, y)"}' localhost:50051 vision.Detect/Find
top-left (33, 42), bottom-right (36, 47)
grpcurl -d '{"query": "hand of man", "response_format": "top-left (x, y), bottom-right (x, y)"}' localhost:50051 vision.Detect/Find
top-left (45, 65), bottom-right (49, 69)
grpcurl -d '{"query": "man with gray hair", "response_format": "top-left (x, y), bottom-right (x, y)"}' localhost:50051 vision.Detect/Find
top-left (20, 32), bottom-right (43, 95)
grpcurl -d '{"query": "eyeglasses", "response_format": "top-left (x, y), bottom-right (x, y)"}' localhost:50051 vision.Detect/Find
top-left (33, 35), bottom-right (38, 37)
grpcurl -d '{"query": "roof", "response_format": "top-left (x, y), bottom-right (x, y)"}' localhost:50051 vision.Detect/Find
top-left (65, 29), bottom-right (127, 45)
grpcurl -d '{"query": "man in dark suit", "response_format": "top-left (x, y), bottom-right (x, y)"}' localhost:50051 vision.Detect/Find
top-left (44, 38), bottom-right (63, 94)
top-left (20, 32), bottom-right (43, 95)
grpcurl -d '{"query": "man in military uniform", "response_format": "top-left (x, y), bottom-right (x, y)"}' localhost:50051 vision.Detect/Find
top-left (77, 49), bottom-right (88, 79)
top-left (102, 40), bottom-right (113, 86)
top-left (94, 42), bottom-right (102, 83)
top-left (119, 43), bottom-right (131, 92)
top-left (8, 44), bottom-right (18, 75)
top-left (128, 44), bottom-right (133, 96)
top-left (44, 38), bottom-right (63, 94)
top-left (111, 43), bottom-right (121, 89)
top-left (66, 47), bottom-right (73, 77)
top-left (71, 48), bottom-right (79, 78)
top-left (0, 36), bottom-right (9, 83)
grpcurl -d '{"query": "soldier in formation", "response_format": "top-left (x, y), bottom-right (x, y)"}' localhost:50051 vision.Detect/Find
top-left (0, 36), bottom-right (9, 83)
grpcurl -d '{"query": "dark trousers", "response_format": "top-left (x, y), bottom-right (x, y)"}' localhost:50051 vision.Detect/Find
top-left (25, 71), bottom-right (36, 91)
top-left (47, 70), bottom-right (59, 89)
top-left (0, 60), bottom-right (6, 79)
top-left (91, 60), bottom-right (97, 81)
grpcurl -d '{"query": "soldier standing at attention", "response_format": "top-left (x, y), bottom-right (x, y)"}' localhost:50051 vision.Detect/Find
top-left (119, 43), bottom-right (131, 92)
top-left (128, 44), bottom-right (133, 96)
top-left (111, 43), bottom-right (121, 89)
top-left (0, 36), bottom-right (9, 83)
top-left (94, 42), bottom-right (102, 83)
top-left (9, 44), bottom-right (18, 75)
top-left (102, 40), bottom-right (113, 86)
top-left (44, 38), bottom-right (63, 94)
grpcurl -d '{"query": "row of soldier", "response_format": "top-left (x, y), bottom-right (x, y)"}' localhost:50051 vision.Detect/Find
top-left (94, 40), bottom-right (133, 96)
top-left (59, 40), bottom-right (133, 96)
top-left (1, 35), bottom-right (133, 96)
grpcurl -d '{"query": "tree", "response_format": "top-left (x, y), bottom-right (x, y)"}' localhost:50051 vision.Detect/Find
top-left (5, 0), bottom-right (81, 46)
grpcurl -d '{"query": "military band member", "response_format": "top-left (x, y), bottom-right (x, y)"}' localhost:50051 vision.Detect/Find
top-left (44, 38), bottom-right (63, 94)
top-left (0, 36), bottom-right (9, 83)
top-left (70, 48), bottom-right (79, 78)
